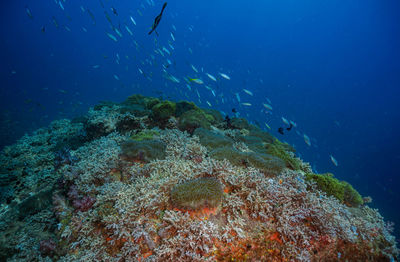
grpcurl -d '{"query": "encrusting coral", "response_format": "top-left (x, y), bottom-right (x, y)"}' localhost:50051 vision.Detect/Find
top-left (0, 94), bottom-right (398, 261)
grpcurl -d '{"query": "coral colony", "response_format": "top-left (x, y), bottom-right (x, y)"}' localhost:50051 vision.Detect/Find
top-left (0, 94), bottom-right (398, 261)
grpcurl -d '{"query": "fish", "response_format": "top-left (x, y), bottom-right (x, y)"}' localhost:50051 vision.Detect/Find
top-left (111, 7), bottom-right (118, 16)
top-left (166, 74), bottom-right (180, 83)
top-left (219, 72), bottom-right (230, 80)
top-left (58, 89), bottom-right (67, 94)
top-left (104, 11), bottom-right (113, 26)
top-left (172, 24), bottom-right (176, 31)
top-left (191, 64), bottom-right (198, 73)
top-left (206, 73), bottom-right (217, 81)
top-left (282, 117), bottom-right (289, 125)
top-left (114, 28), bottom-right (123, 37)
top-left (41, 26), bottom-right (45, 33)
top-left (303, 134), bottom-right (311, 146)
top-left (59, 1), bottom-right (65, 10)
top-left (330, 155), bottom-right (338, 166)
top-left (265, 123), bottom-right (271, 130)
top-left (243, 89), bottom-right (253, 96)
top-left (80, 6), bottom-right (85, 12)
top-left (241, 102), bottom-right (252, 106)
top-left (125, 25), bottom-right (133, 35)
top-left (52, 16), bottom-right (59, 28)
top-left (170, 32), bottom-right (175, 41)
top-left (235, 93), bottom-right (241, 103)
top-left (82, 27), bottom-right (87, 32)
top-left (138, 68), bottom-right (143, 74)
top-left (148, 2), bottom-right (167, 36)
top-left (211, 90), bottom-right (216, 96)
top-left (206, 101), bottom-right (212, 107)
top-left (188, 78), bottom-right (203, 84)
top-left (162, 47), bottom-right (170, 55)
top-left (86, 9), bottom-right (96, 24)
top-left (26, 6), bottom-right (33, 19)
top-left (186, 84), bottom-right (191, 90)
top-left (130, 16), bottom-right (137, 25)
top-left (64, 26), bottom-right (71, 32)
top-left (278, 127), bottom-right (284, 135)
top-left (113, 74), bottom-right (120, 80)
top-left (92, 65), bottom-right (100, 69)
top-left (262, 103), bottom-right (273, 111)
top-left (106, 33), bottom-right (118, 42)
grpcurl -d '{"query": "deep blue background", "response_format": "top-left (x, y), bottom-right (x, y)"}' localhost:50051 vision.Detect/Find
top-left (1, 0), bottom-right (399, 239)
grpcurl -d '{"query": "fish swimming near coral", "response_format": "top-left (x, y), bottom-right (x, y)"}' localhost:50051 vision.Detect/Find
top-left (148, 2), bottom-right (167, 36)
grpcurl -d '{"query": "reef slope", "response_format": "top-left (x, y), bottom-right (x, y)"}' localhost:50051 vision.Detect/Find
top-left (0, 95), bottom-right (398, 261)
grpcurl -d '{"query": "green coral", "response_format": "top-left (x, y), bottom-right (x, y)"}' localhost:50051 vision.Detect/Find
top-left (203, 108), bottom-right (223, 124)
top-left (267, 139), bottom-right (301, 170)
top-left (120, 139), bottom-right (166, 162)
top-left (230, 117), bottom-right (251, 130)
top-left (175, 101), bottom-right (198, 117)
top-left (130, 130), bottom-right (160, 141)
top-left (305, 173), bottom-right (363, 207)
top-left (150, 101), bottom-right (176, 122)
top-left (170, 177), bottom-right (223, 211)
top-left (178, 109), bottom-right (214, 133)
top-left (210, 146), bottom-right (285, 176)
top-left (194, 128), bottom-right (233, 150)
top-left (122, 94), bottom-right (160, 109)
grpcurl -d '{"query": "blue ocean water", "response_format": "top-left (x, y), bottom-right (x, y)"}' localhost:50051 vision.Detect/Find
top-left (1, 0), bottom-right (399, 240)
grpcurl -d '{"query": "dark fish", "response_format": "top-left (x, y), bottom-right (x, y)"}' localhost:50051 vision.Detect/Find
top-left (52, 16), bottom-right (59, 28)
top-left (104, 11), bottom-right (113, 26)
top-left (41, 26), bottom-right (45, 33)
top-left (148, 2), bottom-right (167, 36)
top-left (111, 7), bottom-right (118, 16)
top-left (286, 123), bottom-right (293, 131)
top-left (232, 108), bottom-right (237, 113)
top-left (26, 6), bottom-right (33, 19)
top-left (278, 127), bottom-right (284, 135)
top-left (87, 9), bottom-right (96, 25)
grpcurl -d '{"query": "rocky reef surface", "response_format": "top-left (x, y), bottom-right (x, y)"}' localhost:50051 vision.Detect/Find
top-left (0, 94), bottom-right (398, 261)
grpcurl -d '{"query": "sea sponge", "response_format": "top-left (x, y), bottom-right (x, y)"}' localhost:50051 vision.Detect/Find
top-left (170, 177), bottom-right (223, 212)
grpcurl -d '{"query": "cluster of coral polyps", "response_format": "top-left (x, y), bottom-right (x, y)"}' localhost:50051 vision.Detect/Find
top-left (0, 95), bottom-right (398, 261)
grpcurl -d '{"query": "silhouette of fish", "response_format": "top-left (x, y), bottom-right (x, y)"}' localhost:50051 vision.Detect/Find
top-left (149, 2), bottom-right (167, 36)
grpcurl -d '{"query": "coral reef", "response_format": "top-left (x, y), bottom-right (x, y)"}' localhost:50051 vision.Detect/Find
top-left (0, 94), bottom-right (398, 261)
